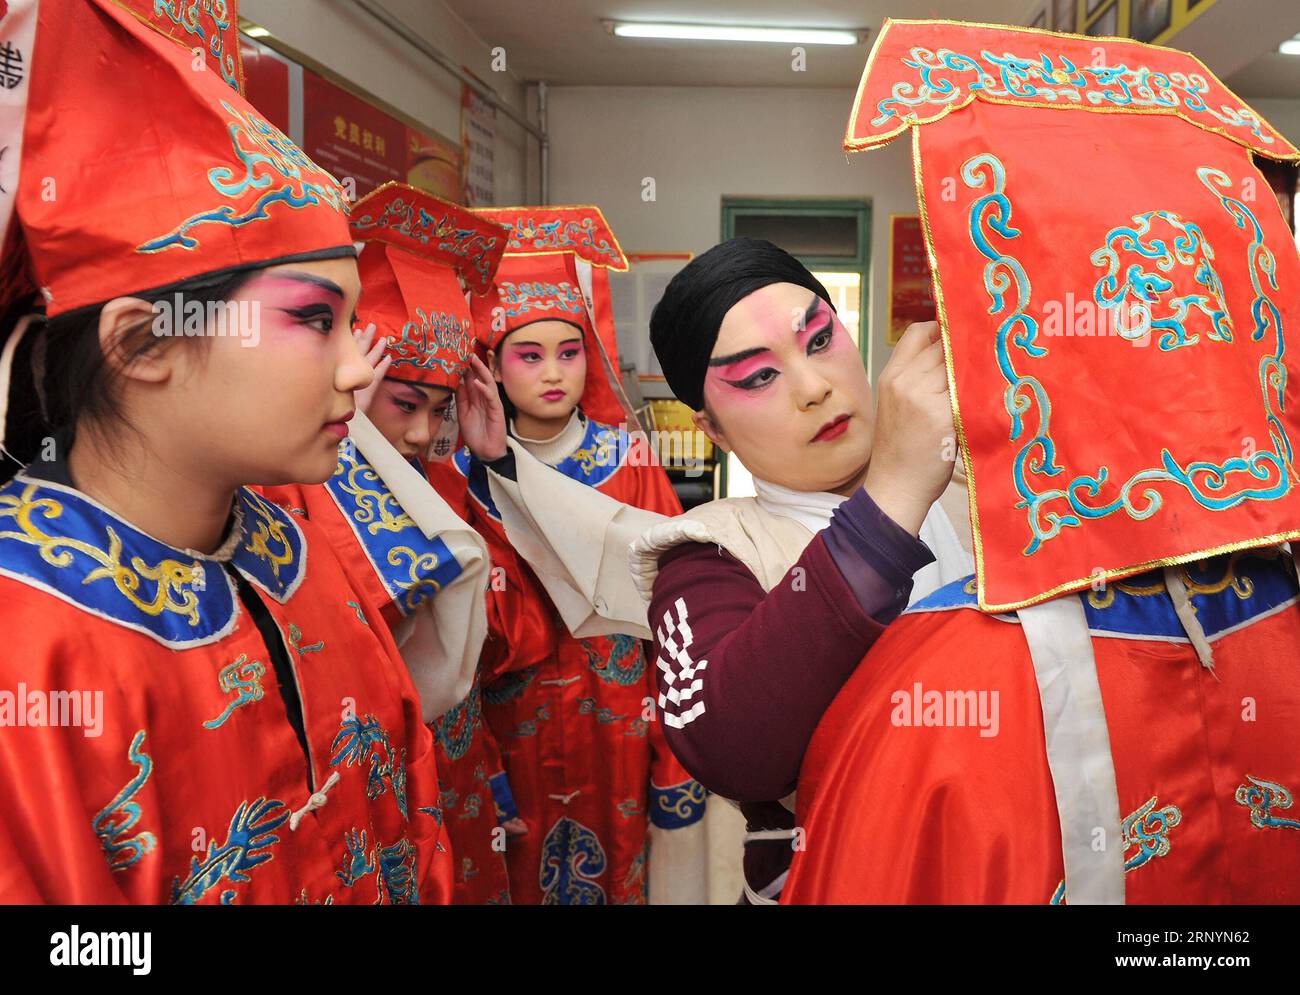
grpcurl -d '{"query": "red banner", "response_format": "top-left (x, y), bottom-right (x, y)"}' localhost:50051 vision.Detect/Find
top-left (241, 34), bottom-right (461, 202)
top-left (887, 214), bottom-right (935, 345)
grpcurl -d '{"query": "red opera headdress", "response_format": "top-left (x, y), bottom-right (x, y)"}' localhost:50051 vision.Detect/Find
top-left (470, 205), bottom-right (634, 426)
top-left (850, 19), bottom-right (1300, 611)
top-left (1, 0), bottom-right (353, 320)
top-left (350, 182), bottom-right (508, 392)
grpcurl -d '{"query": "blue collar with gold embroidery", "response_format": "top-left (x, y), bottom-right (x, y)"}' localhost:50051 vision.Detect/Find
top-left (906, 550), bottom-right (1299, 641)
top-left (551, 416), bottom-right (629, 488)
top-left (0, 473), bottom-right (306, 649)
top-left (454, 415), bottom-right (630, 523)
top-left (323, 447), bottom-right (462, 617)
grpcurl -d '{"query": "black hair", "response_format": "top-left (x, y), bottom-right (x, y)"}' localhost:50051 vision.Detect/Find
top-left (1, 269), bottom-right (254, 485)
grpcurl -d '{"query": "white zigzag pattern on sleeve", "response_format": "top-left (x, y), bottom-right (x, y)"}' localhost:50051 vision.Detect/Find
top-left (656, 595), bottom-right (707, 728)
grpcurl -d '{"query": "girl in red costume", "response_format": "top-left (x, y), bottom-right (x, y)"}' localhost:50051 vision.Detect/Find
top-left (452, 208), bottom-right (707, 904)
top-left (0, 0), bottom-right (449, 904)
top-left (259, 182), bottom-right (527, 903)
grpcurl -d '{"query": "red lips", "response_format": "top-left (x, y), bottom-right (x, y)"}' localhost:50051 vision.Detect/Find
top-left (323, 409), bottom-right (355, 439)
top-left (812, 413), bottom-right (851, 443)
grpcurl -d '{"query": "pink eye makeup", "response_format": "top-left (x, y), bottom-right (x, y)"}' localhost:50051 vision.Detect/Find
top-left (706, 347), bottom-right (780, 394)
top-left (385, 384), bottom-right (426, 414)
top-left (707, 295), bottom-right (840, 394)
top-left (504, 338), bottom-right (584, 365)
top-left (798, 295), bottom-right (839, 344)
top-left (253, 273), bottom-right (346, 335)
top-left (504, 343), bottom-right (542, 365)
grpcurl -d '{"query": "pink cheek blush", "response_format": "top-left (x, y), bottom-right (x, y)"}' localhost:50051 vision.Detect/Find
top-left (501, 350), bottom-right (538, 377)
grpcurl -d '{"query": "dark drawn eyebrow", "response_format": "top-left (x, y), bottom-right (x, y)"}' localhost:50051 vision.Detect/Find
top-left (509, 338), bottom-right (582, 348)
top-left (708, 346), bottom-right (770, 367)
top-left (801, 293), bottom-right (828, 330)
top-left (272, 270), bottom-right (345, 298)
top-left (386, 378), bottom-right (432, 398)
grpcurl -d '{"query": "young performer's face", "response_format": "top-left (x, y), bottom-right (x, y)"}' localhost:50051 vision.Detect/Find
top-left (696, 282), bottom-right (874, 495)
top-left (156, 256), bottom-right (371, 488)
top-left (366, 378), bottom-right (454, 460)
top-left (490, 320), bottom-right (588, 423)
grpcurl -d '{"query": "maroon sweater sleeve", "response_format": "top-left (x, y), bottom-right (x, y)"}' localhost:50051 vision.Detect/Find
top-left (650, 529), bottom-right (919, 803)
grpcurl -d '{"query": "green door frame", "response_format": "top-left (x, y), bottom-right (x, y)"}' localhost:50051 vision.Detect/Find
top-left (718, 197), bottom-right (873, 496)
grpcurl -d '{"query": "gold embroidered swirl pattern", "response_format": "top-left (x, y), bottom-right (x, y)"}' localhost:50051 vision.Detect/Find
top-left (656, 781), bottom-right (707, 822)
top-left (1087, 552), bottom-right (1258, 608)
top-left (388, 547), bottom-right (446, 614)
top-left (336, 457), bottom-right (416, 536)
top-left (569, 431), bottom-right (621, 474)
top-left (241, 491), bottom-right (294, 579)
top-left (0, 483), bottom-right (202, 624)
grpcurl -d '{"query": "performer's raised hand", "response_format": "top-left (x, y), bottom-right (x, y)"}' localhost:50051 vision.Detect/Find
top-left (352, 322), bottom-right (392, 414)
top-left (862, 320), bottom-right (957, 536)
top-left (457, 354), bottom-right (508, 462)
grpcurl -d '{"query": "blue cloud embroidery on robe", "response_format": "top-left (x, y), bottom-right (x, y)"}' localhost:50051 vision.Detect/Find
top-left (330, 712), bottom-right (409, 821)
top-left (582, 633), bottom-right (645, 685)
top-left (1236, 775), bottom-right (1300, 830)
top-left (92, 729), bottom-right (158, 873)
top-left (1050, 795), bottom-right (1182, 904)
top-left (202, 654), bottom-right (267, 730)
top-left (169, 797), bottom-right (290, 905)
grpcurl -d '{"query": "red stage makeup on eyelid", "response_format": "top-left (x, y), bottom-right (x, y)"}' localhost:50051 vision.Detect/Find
top-left (256, 277), bottom-right (344, 318)
top-left (711, 352), bottom-right (774, 385)
top-left (800, 299), bottom-right (832, 337)
top-left (388, 383), bottom-right (425, 404)
top-left (503, 345), bottom-right (537, 367)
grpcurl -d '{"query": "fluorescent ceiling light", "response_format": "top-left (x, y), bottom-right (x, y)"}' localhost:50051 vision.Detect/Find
top-left (610, 22), bottom-right (861, 46)
top-left (244, 25), bottom-right (271, 39)
top-left (1281, 35), bottom-right (1300, 55)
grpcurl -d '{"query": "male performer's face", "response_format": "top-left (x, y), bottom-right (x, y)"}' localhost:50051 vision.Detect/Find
top-left (149, 256), bottom-right (372, 488)
top-left (695, 282), bottom-right (873, 495)
top-left (366, 378), bottom-right (454, 461)
top-left (490, 320), bottom-right (588, 423)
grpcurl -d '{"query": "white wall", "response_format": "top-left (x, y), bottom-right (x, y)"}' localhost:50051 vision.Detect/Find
top-left (240, 0), bottom-right (532, 203)
top-left (545, 85), bottom-right (916, 381)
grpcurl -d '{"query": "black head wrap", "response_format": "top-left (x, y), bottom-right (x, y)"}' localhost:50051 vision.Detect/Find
top-left (649, 237), bottom-right (833, 410)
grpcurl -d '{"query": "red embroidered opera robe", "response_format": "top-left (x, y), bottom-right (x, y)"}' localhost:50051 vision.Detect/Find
top-left (784, 552), bottom-right (1300, 903)
top-left (454, 415), bottom-right (707, 904)
top-left (261, 433), bottom-right (516, 905)
top-left (0, 468), bottom-right (451, 904)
